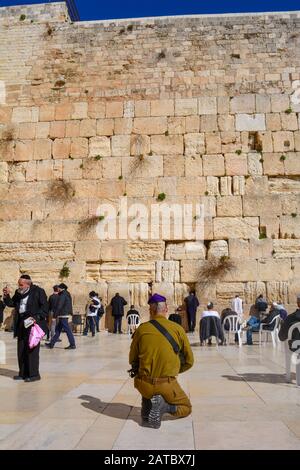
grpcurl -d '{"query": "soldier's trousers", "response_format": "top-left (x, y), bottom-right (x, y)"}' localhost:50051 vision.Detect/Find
top-left (134, 376), bottom-right (191, 418)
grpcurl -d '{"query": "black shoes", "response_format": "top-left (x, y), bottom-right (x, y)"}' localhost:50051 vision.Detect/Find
top-left (24, 375), bottom-right (41, 383)
top-left (142, 395), bottom-right (176, 429)
top-left (65, 345), bottom-right (76, 350)
top-left (45, 343), bottom-right (54, 349)
top-left (13, 375), bottom-right (24, 380)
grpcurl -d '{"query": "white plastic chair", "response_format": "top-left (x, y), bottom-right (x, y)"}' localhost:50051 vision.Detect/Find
top-left (259, 315), bottom-right (281, 348)
top-left (127, 314), bottom-right (140, 335)
top-left (223, 315), bottom-right (242, 347)
top-left (285, 322), bottom-right (300, 387)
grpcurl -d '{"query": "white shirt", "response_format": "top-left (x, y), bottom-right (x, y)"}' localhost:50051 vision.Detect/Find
top-left (232, 297), bottom-right (243, 316)
top-left (87, 297), bottom-right (100, 317)
top-left (19, 295), bottom-right (29, 314)
top-left (201, 310), bottom-right (220, 319)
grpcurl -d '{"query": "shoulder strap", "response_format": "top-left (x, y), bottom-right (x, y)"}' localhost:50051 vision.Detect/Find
top-left (149, 319), bottom-right (180, 354)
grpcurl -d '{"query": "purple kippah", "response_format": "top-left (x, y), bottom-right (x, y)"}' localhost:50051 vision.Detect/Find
top-left (148, 293), bottom-right (167, 304)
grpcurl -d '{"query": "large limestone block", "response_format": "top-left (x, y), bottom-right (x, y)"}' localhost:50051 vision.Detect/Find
top-left (280, 216), bottom-right (300, 238)
top-left (168, 117), bottom-right (185, 134)
top-left (96, 119), bottom-right (114, 136)
top-left (155, 261), bottom-right (180, 283)
top-left (127, 263), bottom-right (156, 282)
top-left (273, 132), bottom-right (295, 152)
top-left (270, 95), bottom-right (290, 113)
top-left (266, 281), bottom-right (289, 304)
top-left (216, 283), bottom-right (244, 304)
top-left (105, 102), bottom-right (123, 118)
top-left (216, 196), bottom-right (242, 217)
top-left (130, 135), bottom-right (150, 156)
top-left (114, 118), bottom-right (133, 135)
top-left (272, 240), bottom-right (300, 258)
top-left (111, 135), bottom-right (130, 157)
top-left (102, 157), bottom-right (122, 179)
top-left (228, 239), bottom-right (250, 258)
top-left (107, 283), bottom-right (130, 303)
top-left (184, 133), bottom-right (205, 155)
top-left (79, 119), bottom-right (96, 138)
top-left (100, 262), bottom-right (155, 282)
top-left (133, 117), bottom-right (167, 134)
top-left (151, 100), bottom-right (174, 117)
top-left (151, 282), bottom-right (175, 306)
top-left (151, 135), bottom-right (183, 155)
top-left (203, 154), bottom-right (225, 176)
top-left (256, 95), bottom-right (271, 113)
top-left (164, 155), bottom-right (185, 177)
top-left (88, 102), bottom-right (106, 119)
top-left (175, 99), bottom-right (198, 116)
top-left (220, 259), bottom-right (258, 282)
top-left (134, 101), bottom-right (151, 117)
top-left (281, 113), bottom-right (298, 131)
top-left (155, 176), bottom-right (177, 196)
top-left (260, 216), bottom-right (280, 239)
top-left (218, 115), bottom-right (235, 132)
top-left (82, 158), bottom-right (102, 180)
top-left (71, 102), bottom-right (88, 120)
top-left (281, 194), bottom-right (300, 216)
top-left (177, 177), bottom-right (206, 196)
top-left (180, 260), bottom-right (205, 282)
top-left (185, 155), bottom-right (203, 176)
top-left (230, 95), bottom-right (255, 114)
top-left (205, 133), bottom-right (222, 154)
top-left (165, 242), bottom-right (206, 260)
top-left (236, 114), bottom-right (266, 131)
top-left (174, 283), bottom-right (190, 307)
top-left (220, 176), bottom-right (232, 196)
top-left (0, 262), bottom-right (20, 284)
top-left (258, 259), bottom-right (292, 281)
top-left (207, 240), bottom-right (228, 259)
top-left (195, 282), bottom-right (216, 305)
top-left (0, 242), bottom-right (73, 262)
top-left (284, 152), bottom-right (300, 175)
top-left (206, 176), bottom-right (219, 195)
top-left (70, 137), bottom-right (89, 158)
top-left (198, 97), bottom-right (217, 115)
top-left (245, 176), bottom-right (269, 196)
top-left (243, 195), bottom-right (281, 217)
top-left (130, 283), bottom-right (150, 306)
top-left (249, 239), bottom-right (273, 259)
top-left (75, 240), bottom-right (101, 261)
top-left (225, 154), bottom-right (247, 176)
top-left (263, 153), bottom-right (284, 176)
top-left (185, 116), bottom-right (200, 133)
top-left (232, 176), bottom-right (248, 196)
top-left (101, 241), bottom-right (127, 262)
top-left (19, 261), bottom-right (65, 283)
top-left (63, 160), bottom-right (82, 180)
top-left (89, 137), bottom-right (111, 157)
top-left (244, 282), bottom-right (266, 304)
top-left (214, 217), bottom-right (259, 239)
top-left (14, 140), bottom-right (34, 162)
top-left (126, 178), bottom-right (155, 197)
top-left (127, 241), bottom-right (165, 261)
top-left (269, 178), bottom-right (300, 194)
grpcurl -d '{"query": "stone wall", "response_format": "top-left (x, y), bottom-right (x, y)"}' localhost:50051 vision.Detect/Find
top-left (0, 3), bottom-right (300, 318)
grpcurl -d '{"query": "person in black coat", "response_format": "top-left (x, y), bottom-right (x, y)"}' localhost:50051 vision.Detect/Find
top-left (184, 292), bottom-right (200, 332)
top-left (47, 285), bottom-right (60, 340)
top-left (47, 283), bottom-right (76, 349)
top-left (3, 274), bottom-right (48, 382)
top-left (0, 295), bottom-right (5, 328)
top-left (111, 293), bottom-right (127, 334)
top-left (279, 295), bottom-right (300, 351)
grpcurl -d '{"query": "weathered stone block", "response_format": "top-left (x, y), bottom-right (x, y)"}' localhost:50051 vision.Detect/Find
top-left (133, 117), bottom-right (167, 135)
top-left (175, 99), bottom-right (198, 116)
top-left (225, 153), bottom-right (247, 176)
top-left (198, 97), bottom-right (217, 115)
top-left (164, 155), bottom-right (185, 176)
top-left (52, 138), bottom-right (71, 159)
top-left (151, 100), bottom-right (174, 117)
top-left (156, 261), bottom-right (180, 282)
top-left (89, 137), bottom-right (111, 157)
top-left (106, 102), bottom-right (123, 118)
top-left (101, 241), bottom-right (127, 262)
top-left (228, 239), bottom-right (250, 258)
top-left (207, 240), bottom-right (228, 259)
top-left (130, 135), bottom-right (150, 156)
top-left (33, 139), bottom-right (52, 160)
top-left (256, 94), bottom-right (271, 113)
top-left (80, 119), bottom-right (96, 137)
top-left (284, 152), bottom-right (300, 175)
top-left (185, 116), bottom-right (199, 132)
top-left (249, 238), bottom-right (273, 259)
top-left (114, 118), bottom-right (133, 135)
top-left (63, 160), bottom-right (83, 180)
top-left (165, 242), bottom-right (206, 260)
top-left (14, 140), bottom-right (34, 162)
top-left (122, 155), bottom-right (163, 178)
top-left (177, 177), bottom-right (206, 196)
top-left (214, 217), bottom-right (259, 239)
top-left (273, 131), bottom-right (295, 152)
top-left (230, 94), bottom-right (255, 113)
top-left (0, 162), bottom-right (8, 182)
top-left (236, 114), bottom-right (266, 131)
top-left (218, 115), bottom-right (235, 132)
top-left (50, 121), bottom-right (65, 139)
top-left (36, 122), bottom-right (50, 139)
top-left (167, 117), bottom-right (185, 134)
top-left (262, 153), bottom-right (284, 176)
top-left (200, 115), bottom-right (218, 132)
top-left (280, 216), bottom-right (300, 238)
top-left (134, 101), bottom-right (151, 117)
top-left (243, 195), bottom-right (281, 217)
top-left (266, 113), bottom-right (282, 131)
top-left (205, 133), bottom-right (222, 154)
top-left (271, 94), bottom-right (290, 112)
top-left (258, 259), bottom-right (291, 281)
top-left (273, 240), bottom-right (300, 258)
top-left (88, 102), bottom-right (106, 119)
top-left (72, 102), bottom-right (88, 120)
top-left (111, 135), bottom-right (130, 156)
top-left (203, 154), bottom-right (225, 176)
top-left (185, 156), bottom-right (203, 176)
top-left (102, 157), bottom-right (122, 179)
top-left (151, 135), bottom-right (183, 155)
top-left (70, 137), bottom-right (89, 159)
top-left (217, 196), bottom-right (242, 217)
top-left (96, 119), bottom-right (114, 136)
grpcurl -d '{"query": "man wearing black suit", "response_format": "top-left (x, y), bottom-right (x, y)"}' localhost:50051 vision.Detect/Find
top-left (3, 274), bottom-right (48, 382)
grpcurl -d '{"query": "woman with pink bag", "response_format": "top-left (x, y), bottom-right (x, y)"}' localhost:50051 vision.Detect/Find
top-left (3, 274), bottom-right (48, 382)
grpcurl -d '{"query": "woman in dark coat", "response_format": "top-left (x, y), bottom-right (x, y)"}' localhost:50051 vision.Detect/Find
top-left (3, 274), bottom-right (48, 382)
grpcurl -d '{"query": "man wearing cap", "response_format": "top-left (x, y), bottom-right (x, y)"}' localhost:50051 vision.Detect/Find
top-left (46, 283), bottom-right (76, 350)
top-left (2, 275), bottom-right (48, 382)
top-left (129, 293), bottom-right (194, 429)
top-left (279, 295), bottom-right (300, 350)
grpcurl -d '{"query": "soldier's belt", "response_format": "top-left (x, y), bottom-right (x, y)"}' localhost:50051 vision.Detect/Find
top-left (139, 376), bottom-right (176, 384)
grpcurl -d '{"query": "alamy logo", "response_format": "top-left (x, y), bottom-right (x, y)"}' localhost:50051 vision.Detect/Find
top-left (95, 197), bottom-right (204, 241)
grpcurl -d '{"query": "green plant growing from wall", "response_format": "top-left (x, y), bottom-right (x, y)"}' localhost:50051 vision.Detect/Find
top-left (94, 155), bottom-right (102, 161)
top-left (285, 107), bottom-right (293, 114)
top-left (59, 262), bottom-right (70, 279)
top-left (235, 149), bottom-right (242, 155)
top-left (157, 193), bottom-right (166, 202)
top-left (19, 14), bottom-right (26, 21)
top-left (280, 155), bottom-right (286, 162)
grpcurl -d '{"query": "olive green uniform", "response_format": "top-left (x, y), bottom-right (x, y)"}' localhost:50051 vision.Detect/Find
top-left (129, 315), bottom-right (194, 418)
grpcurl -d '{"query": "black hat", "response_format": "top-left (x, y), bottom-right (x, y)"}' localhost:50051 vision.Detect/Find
top-left (53, 285), bottom-right (59, 291)
top-left (20, 274), bottom-right (31, 281)
top-left (89, 291), bottom-right (97, 297)
top-left (58, 283), bottom-right (68, 290)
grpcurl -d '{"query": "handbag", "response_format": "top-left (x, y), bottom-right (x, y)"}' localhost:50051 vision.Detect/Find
top-left (149, 320), bottom-right (186, 368)
top-left (29, 323), bottom-right (45, 349)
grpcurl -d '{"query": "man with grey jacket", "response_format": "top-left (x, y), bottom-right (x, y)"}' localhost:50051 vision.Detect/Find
top-left (46, 283), bottom-right (76, 350)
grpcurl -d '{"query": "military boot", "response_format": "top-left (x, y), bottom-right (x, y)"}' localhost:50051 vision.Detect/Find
top-left (141, 397), bottom-right (152, 421)
top-left (144, 395), bottom-right (176, 429)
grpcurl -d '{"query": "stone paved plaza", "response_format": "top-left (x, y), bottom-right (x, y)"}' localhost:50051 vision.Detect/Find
top-left (0, 330), bottom-right (300, 450)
